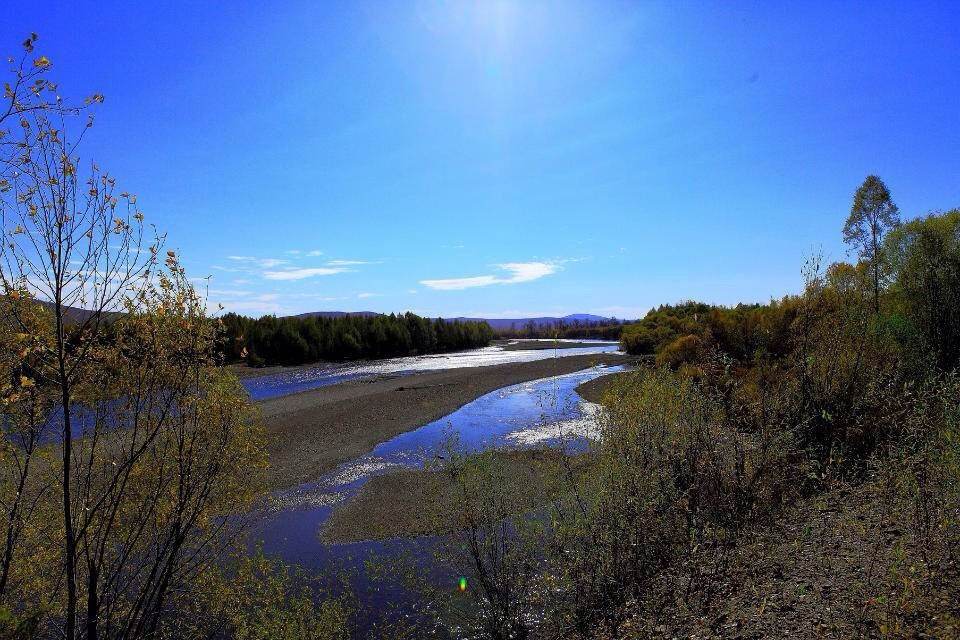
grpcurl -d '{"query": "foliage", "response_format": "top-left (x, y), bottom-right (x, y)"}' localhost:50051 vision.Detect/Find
top-left (436, 448), bottom-right (552, 640)
top-left (885, 209), bottom-right (960, 371)
top-left (541, 363), bottom-right (795, 637)
top-left (445, 178), bottom-right (960, 638)
top-left (619, 301), bottom-right (713, 356)
top-left (843, 175), bottom-right (901, 313)
top-left (621, 298), bottom-right (801, 367)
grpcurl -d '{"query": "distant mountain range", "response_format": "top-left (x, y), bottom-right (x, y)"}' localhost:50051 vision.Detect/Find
top-left (294, 310), bottom-right (380, 319)
top-left (35, 304), bottom-right (622, 330)
top-left (292, 311), bottom-right (617, 330)
top-left (35, 300), bottom-right (120, 324)
top-left (26, 304), bottom-right (621, 329)
top-left (451, 314), bottom-right (615, 331)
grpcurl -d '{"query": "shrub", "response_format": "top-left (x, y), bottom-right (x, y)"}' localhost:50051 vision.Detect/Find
top-left (655, 333), bottom-right (703, 368)
top-left (542, 364), bottom-right (794, 637)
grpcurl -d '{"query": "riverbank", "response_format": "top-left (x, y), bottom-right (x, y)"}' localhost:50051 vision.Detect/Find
top-left (259, 353), bottom-right (635, 490)
top-left (228, 361), bottom-right (314, 380)
top-left (575, 369), bottom-right (631, 403)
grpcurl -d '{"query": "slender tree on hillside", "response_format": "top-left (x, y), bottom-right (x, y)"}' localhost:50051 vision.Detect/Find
top-left (843, 175), bottom-right (900, 314)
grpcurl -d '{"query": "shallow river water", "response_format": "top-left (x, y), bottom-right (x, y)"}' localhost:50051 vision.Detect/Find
top-left (241, 340), bottom-right (621, 401)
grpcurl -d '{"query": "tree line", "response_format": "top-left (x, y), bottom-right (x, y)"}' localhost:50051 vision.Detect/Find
top-left (495, 318), bottom-right (627, 341)
top-left (218, 312), bottom-right (495, 366)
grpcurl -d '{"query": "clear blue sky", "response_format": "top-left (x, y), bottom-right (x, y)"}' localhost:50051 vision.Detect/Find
top-left (4, 1), bottom-right (959, 319)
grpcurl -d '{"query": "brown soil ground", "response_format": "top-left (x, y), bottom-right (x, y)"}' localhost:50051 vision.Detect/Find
top-left (633, 481), bottom-right (960, 639)
top-left (258, 353), bottom-right (635, 490)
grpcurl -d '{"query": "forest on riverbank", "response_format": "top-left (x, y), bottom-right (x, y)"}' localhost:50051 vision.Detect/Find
top-left (217, 312), bottom-right (495, 366)
top-left (492, 318), bottom-right (627, 340)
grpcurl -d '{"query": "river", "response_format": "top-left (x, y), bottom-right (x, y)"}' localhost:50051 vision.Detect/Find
top-left (241, 340), bottom-right (621, 401)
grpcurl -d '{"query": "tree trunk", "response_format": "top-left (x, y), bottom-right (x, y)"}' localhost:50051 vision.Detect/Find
top-left (87, 565), bottom-right (99, 640)
top-left (0, 430), bottom-right (33, 598)
top-left (56, 306), bottom-right (78, 640)
top-left (872, 224), bottom-right (881, 316)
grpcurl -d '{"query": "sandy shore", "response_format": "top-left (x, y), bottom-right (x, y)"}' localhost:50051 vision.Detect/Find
top-left (258, 353), bottom-right (634, 490)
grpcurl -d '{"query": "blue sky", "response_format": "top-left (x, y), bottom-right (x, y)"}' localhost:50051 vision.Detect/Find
top-left (4, 1), bottom-right (959, 319)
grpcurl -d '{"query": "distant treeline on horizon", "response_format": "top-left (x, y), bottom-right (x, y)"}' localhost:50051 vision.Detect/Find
top-left (493, 318), bottom-right (628, 340)
top-left (217, 311), bottom-right (495, 366)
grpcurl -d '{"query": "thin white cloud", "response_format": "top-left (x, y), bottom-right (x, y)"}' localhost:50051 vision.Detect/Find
top-left (228, 255), bottom-right (289, 269)
top-left (286, 249), bottom-right (326, 256)
top-left (357, 292), bottom-right (380, 299)
top-left (421, 275), bottom-right (499, 290)
top-left (263, 267), bottom-right (347, 281)
top-left (326, 259), bottom-right (376, 266)
top-left (498, 262), bottom-right (558, 283)
top-left (421, 261), bottom-right (560, 291)
top-left (211, 293), bottom-right (285, 317)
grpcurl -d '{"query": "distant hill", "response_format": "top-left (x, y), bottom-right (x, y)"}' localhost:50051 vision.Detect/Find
top-left (288, 311), bottom-right (619, 331)
top-left (294, 311), bottom-right (379, 319)
top-left (33, 300), bottom-right (123, 324)
top-left (34, 304), bottom-right (619, 331)
top-left (451, 314), bottom-right (615, 331)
